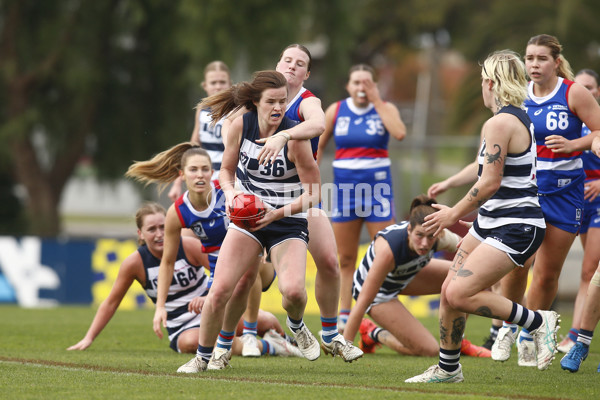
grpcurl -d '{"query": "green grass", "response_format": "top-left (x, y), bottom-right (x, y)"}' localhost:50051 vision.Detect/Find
top-left (0, 305), bottom-right (598, 400)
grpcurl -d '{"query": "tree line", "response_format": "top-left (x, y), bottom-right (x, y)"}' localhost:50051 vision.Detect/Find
top-left (1, 0), bottom-right (599, 235)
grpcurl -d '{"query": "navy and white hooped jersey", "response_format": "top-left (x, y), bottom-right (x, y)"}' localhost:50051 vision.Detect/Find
top-left (353, 222), bottom-right (437, 300)
top-left (331, 97), bottom-right (391, 170)
top-left (237, 111), bottom-right (306, 218)
top-left (476, 105), bottom-right (545, 230)
top-left (524, 78), bottom-right (585, 194)
top-left (174, 181), bottom-right (229, 255)
top-left (197, 108), bottom-right (226, 180)
top-left (285, 87), bottom-right (320, 159)
top-left (582, 124), bottom-right (600, 182)
top-left (139, 243), bottom-right (208, 341)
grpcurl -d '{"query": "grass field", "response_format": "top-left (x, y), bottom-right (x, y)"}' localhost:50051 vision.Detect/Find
top-left (0, 305), bottom-right (598, 400)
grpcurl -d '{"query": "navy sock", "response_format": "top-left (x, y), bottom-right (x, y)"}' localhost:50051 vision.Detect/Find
top-left (438, 347), bottom-right (461, 373)
top-left (196, 345), bottom-right (213, 363)
top-left (287, 316), bottom-right (304, 332)
top-left (507, 302), bottom-right (542, 331)
top-left (578, 329), bottom-right (594, 347)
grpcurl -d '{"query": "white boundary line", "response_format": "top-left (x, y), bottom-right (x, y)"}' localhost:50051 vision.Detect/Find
top-left (0, 359), bottom-right (500, 398)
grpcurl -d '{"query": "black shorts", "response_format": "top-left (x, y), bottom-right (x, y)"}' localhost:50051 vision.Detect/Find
top-left (230, 216), bottom-right (309, 255)
top-left (471, 219), bottom-right (545, 266)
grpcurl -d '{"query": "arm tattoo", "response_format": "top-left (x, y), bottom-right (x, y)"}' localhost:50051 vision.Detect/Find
top-left (474, 306), bottom-right (502, 320)
top-left (467, 187), bottom-right (489, 207)
top-left (485, 144), bottom-right (503, 165)
top-left (451, 316), bottom-right (466, 346)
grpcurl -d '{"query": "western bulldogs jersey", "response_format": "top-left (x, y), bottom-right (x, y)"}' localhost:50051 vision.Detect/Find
top-left (476, 105), bottom-right (545, 229)
top-left (197, 108), bottom-right (226, 180)
top-left (353, 222), bottom-right (437, 303)
top-left (331, 98), bottom-right (391, 170)
top-left (237, 111), bottom-right (306, 218)
top-left (285, 87), bottom-right (320, 158)
top-left (174, 181), bottom-right (228, 254)
top-left (582, 124), bottom-right (600, 181)
top-left (139, 243), bottom-right (208, 342)
top-left (174, 181), bottom-right (228, 287)
top-left (524, 78), bottom-right (585, 194)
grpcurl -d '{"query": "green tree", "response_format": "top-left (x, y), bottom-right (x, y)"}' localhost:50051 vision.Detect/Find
top-left (0, 0), bottom-right (192, 235)
top-left (0, 0), bottom-right (362, 236)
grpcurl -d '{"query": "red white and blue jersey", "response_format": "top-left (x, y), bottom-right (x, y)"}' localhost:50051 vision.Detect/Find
top-left (237, 111), bottom-right (306, 218)
top-left (197, 108), bottom-right (226, 180)
top-left (582, 124), bottom-right (600, 182)
top-left (140, 242), bottom-right (208, 343)
top-left (285, 87), bottom-right (320, 158)
top-left (524, 78), bottom-right (585, 195)
top-left (331, 98), bottom-right (390, 170)
top-left (174, 181), bottom-right (229, 255)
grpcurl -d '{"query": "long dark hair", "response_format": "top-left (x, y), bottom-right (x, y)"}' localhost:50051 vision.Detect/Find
top-left (199, 70), bottom-right (288, 122)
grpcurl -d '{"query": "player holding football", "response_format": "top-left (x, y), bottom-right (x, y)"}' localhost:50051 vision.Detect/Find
top-left (214, 44), bottom-right (363, 362)
top-left (126, 144), bottom-right (302, 359)
top-left (175, 70), bottom-right (361, 373)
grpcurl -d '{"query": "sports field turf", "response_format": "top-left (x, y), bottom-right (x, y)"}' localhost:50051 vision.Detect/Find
top-left (0, 305), bottom-right (597, 399)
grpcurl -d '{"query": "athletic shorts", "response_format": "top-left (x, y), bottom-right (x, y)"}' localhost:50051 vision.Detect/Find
top-left (331, 166), bottom-right (395, 223)
top-left (470, 219), bottom-right (545, 266)
top-left (580, 190), bottom-right (600, 234)
top-left (352, 281), bottom-right (409, 313)
top-left (229, 216), bottom-right (309, 255)
top-left (168, 313), bottom-right (202, 352)
top-left (538, 182), bottom-right (583, 234)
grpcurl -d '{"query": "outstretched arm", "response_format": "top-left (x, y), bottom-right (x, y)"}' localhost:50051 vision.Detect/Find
top-left (67, 253), bottom-right (141, 350)
top-left (423, 118), bottom-right (507, 237)
top-left (427, 162), bottom-right (479, 199)
top-left (344, 237), bottom-right (393, 342)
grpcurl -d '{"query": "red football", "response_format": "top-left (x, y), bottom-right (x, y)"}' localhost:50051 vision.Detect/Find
top-left (229, 193), bottom-right (267, 229)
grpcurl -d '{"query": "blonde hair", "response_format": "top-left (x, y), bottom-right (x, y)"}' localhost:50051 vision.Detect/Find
top-left (125, 142), bottom-right (211, 193)
top-left (203, 61), bottom-right (231, 81)
top-left (135, 202), bottom-right (166, 246)
top-left (199, 70), bottom-right (288, 122)
top-left (527, 34), bottom-right (574, 81)
top-left (481, 50), bottom-right (528, 107)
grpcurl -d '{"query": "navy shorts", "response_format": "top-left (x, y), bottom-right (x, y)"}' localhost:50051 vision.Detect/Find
top-left (470, 219), bottom-right (545, 266)
top-left (230, 216), bottom-right (309, 255)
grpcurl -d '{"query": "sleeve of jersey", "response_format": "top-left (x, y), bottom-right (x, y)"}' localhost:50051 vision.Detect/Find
top-left (173, 197), bottom-right (187, 227)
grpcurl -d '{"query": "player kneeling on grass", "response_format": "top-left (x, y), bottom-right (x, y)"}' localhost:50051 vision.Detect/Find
top-left (343, 195), bottom-right (490, 358)
top-left (405, 50), bottom-right (559, 384)
top-left (67, 202), bottom-right (301, 358)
